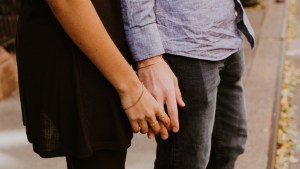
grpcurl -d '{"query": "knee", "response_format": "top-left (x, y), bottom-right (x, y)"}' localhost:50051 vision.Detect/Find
top-left (230, 132), bottom-right (248, 157)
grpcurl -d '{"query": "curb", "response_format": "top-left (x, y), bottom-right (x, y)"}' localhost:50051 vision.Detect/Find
top-left (267, 0), bottom-right (290, 168)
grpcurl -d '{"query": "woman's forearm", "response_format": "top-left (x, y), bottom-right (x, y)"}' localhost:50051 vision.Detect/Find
top-left (47, 0), bottom-right (140, 94)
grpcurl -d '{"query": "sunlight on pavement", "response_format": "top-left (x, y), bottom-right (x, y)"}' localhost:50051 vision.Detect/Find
top-left (0, 153), bottom-right (18, 168)
top-left (0, 129), bottom-right (28, 169)
top-left (0, 128), bottom-right (66, 169)
top-left (0, 129), bottom-right (27, 149)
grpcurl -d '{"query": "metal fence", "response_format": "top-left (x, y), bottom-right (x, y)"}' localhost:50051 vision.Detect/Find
top-left (0, 0), bottom-right (21, 52)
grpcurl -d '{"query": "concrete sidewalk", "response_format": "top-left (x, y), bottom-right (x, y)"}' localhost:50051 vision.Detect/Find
top-left (0, 0), bottom-right (288, 169)
top-left (235, 0), bottom-right (288, 169)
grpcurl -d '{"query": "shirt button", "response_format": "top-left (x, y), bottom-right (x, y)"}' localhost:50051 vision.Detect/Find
top-left (235, 11), bottom-right (238, 17)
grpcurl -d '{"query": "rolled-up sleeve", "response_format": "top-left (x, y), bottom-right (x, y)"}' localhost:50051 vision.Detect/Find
top-left (120, 0), bottom-right (165, 61)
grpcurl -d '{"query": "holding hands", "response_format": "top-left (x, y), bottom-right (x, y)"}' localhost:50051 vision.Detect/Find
top-left (137, 55), bottom-right (185, 139)
top-left (120, 81), bottom-right (171, 137)
top-left (120, 55), bottom-right (185, 140)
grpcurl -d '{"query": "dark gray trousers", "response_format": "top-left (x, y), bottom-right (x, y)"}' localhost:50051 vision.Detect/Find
top-left (155, 50), bottom-right (248, 169)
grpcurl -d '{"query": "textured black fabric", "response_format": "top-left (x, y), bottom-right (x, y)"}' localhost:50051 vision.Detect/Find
top-left (66, 150), bottom-right (127, 169)
top-left (16, 0), bottom-right (133, 158)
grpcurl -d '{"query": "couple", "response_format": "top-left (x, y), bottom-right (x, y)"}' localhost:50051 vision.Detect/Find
top-left (16, 0), bottom-right (254, 169)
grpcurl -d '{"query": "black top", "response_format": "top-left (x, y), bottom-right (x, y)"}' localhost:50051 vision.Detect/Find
top-left (16, 0), bottom-right (133, 158)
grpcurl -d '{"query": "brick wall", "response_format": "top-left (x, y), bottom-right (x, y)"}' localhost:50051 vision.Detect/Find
top-left (0, 47), bottom-right (18, 100)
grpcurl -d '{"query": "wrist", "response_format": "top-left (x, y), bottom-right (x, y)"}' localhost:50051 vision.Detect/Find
top-left (116, 77), bottom-right (141, 96)
top-left (116, 77), bottom-right (144, 111)
top-left (122, 84), bottom-right (144, 110)
top-left (137, 55), bottom-right (164, 69)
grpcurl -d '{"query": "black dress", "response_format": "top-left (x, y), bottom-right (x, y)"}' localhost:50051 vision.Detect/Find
top-left (16, 0), bottom-right (133, 158)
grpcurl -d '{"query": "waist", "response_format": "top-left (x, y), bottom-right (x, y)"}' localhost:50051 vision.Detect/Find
top-left (155, 0), bottom-right (236, 25)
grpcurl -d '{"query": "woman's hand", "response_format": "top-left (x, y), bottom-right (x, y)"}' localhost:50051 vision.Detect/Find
top-left (119, 83), bottom-right (171, 135)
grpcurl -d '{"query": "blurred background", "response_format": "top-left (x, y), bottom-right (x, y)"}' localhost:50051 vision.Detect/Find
top-left (1, 0), bottom-right (300, 169)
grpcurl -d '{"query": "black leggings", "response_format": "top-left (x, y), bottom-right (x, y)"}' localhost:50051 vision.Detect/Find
top-left (66, 150), bottom-right (127, 169)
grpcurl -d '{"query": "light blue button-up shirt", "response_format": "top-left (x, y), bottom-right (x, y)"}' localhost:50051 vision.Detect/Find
top-left (121, 0), bottom-right (255, 61)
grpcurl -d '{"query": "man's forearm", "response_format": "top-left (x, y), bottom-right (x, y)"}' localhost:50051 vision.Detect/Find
top-left (120, 0), bottom-right (165, 61)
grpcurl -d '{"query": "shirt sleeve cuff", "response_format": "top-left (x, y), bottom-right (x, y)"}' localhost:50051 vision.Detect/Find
top-left (125, 23), bottom-right (165, 61)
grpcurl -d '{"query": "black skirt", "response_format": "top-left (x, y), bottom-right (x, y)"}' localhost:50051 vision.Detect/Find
top-left (16, 0), bottom-right (133, 158)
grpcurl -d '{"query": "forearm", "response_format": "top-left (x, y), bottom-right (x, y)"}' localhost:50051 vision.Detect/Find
top-left (47, 0), bottom-right (140, 94)
top-left (120, 0), bottom-right (165, 61)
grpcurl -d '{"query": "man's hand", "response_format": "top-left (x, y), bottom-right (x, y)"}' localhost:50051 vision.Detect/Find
top-left (137, 55), bottom-right (185, 138)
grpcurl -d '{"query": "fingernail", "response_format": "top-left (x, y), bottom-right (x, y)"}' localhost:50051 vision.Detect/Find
top-left (173, 127), bottom-right (178, 132)
top-left (148, 134), bottom-right (154, 139)
top-left (162, 135), bottom-right (168, 140)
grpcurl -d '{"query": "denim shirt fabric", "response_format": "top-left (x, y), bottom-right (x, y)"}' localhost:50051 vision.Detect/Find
top-left (121, 0), bottom-right (255, 61)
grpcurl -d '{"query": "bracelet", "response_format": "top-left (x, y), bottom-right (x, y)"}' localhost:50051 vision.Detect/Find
top-left (137, 58), bottom-right (165, 70)
top-left (122, 83), bottom-right (144, 111)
